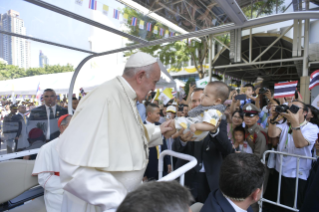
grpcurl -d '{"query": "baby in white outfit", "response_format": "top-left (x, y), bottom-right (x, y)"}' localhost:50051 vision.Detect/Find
top-left (165, 82), bottom-right (229, 141)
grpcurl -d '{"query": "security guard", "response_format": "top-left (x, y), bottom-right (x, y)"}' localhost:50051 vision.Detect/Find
top-left (242, 103), bottom-right (268, 159)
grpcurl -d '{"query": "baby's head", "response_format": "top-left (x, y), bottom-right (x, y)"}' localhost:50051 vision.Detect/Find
top-left (233, 125), bottom-right (245, 144)
top-left (201, 81), bottom-right (229, 107)
top-left (243, 84), bottom-right (254, 98)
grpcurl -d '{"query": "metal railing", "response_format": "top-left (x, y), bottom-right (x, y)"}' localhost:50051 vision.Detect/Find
top-left (0, 148), bottom-right (40, 161)
top-left (157, 150), bottom-right (197, 185)
top-left (259, 150), bottom-right (317, 212)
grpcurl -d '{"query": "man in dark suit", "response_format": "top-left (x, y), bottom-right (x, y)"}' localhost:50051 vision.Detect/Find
top-left (28, 88), bottom-right (68, 142)
top-left (172, 84), bottom-right (233, 203)
top-left (144, 103), bottom-right (171, 181)
top-left (201, 153), bottom-right (265, 212)
top-left (12, 104), bottom-right (29, 150)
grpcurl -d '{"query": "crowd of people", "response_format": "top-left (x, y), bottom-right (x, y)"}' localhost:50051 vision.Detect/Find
top-left (1, 52), bottom-right (319, 212)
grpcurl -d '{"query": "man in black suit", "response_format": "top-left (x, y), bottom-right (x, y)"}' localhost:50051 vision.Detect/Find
top-left (144, 103), bottom-right (171, 181)
top-left (201, 153), bottom-right (265, 212)
top-left (28, 88), bottom-right (68, 142)
top-left (12, 104), bottom-right (29, 151)
top-left (172, 84), bottom-right (233, 203)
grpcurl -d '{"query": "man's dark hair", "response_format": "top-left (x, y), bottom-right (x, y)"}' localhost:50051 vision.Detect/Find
top-left (271, 98), bottom-right (280, 106)
top-left (219, 153), bottom-right (265, 200)
top-left (116, 181), bottom-right (193, 212)
top-left (306, 104), bottom-right (319, 126)
top-left (192, 88), bottom-right (204, 94)
top-left (244, 84), bottom-right (254, 90)
top-left (72, 97), bottom-right (78, 101)
top-left (43, 88), bottom-right (55, 93)
top-left (233, 125), bottom-right (245, 136)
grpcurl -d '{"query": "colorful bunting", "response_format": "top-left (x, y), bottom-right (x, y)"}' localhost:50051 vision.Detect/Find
top-left (146, 22), bottom-right (152, 31)
top-left (131, 17), bottom-right (137, 26)
top-left (103, 5), bottom-right (109, 15)
top-left (139, 20), bottom-right (144, 29)
top-left (75, 0), bottom-right (83, 6)
top-left (159, 28), bottom-right (164, 36)
top-left (113, 9), bottom-right (120, 19)
top-left (88, 0), bottom-right (97, 10)
top-left (309, 69), bottom-right (319, 90)
top-left (153, 26), bottom-right (158, 34)
top-left (122, 13), bottom-right (128, 23)
top-left (164, 30), bottom-right (169, 38)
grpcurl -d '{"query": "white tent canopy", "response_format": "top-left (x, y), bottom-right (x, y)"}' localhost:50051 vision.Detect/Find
top-left (0, 63), bottom-right (176, 96)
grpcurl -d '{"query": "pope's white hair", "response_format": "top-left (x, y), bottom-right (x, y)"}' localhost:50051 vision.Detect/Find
top-left (123, 63), bottom-right (156, 78)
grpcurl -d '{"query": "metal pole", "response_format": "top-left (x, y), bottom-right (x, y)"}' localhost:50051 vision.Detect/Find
top-left (293, 158), bottom-right (300, 208)
top-left (209, 35), bottom-right (213, 82)
top-left (303, 19), bottom-right (310, 76)
top-left (277, 155), bottom-right (283, 203)
top-left (253, 25), bottom-right (293, 62)
top-left (214, 57), bottom-right (303, 69)
top-left (249, 28), bottom-right (252, 63)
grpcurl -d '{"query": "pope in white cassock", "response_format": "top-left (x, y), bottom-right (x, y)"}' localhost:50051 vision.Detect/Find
top-left (56, 52), bottom-right (174, 212)
top-left (32, 114), bottom-right (72, 212)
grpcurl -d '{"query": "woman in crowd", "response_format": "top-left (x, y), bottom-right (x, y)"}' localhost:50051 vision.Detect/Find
top-left (306, 104), bottom-right (319, 127)
top-left (227, 110), bottom-right (243, 145)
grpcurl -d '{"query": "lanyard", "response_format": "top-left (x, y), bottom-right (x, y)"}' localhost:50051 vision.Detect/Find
top-left (285, 126), bottom-right (291, 149)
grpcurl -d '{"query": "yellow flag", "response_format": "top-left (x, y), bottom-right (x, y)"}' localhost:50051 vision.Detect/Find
top-left (123, 13), bottom-right (128, 20)
top-left (103, 5), bottom-right (109, 15)
top-left (139, 20), bottom-right (144, 29)
top-left (158, 88), bottom-right (173, 105)
top-left (152, 89), bottom-right (160, 102)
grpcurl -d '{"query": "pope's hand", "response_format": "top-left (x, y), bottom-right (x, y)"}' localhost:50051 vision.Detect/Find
top-left (160, 120), bottom-right (175, 137)
top-left (171, 128), bottom-right (195, 142)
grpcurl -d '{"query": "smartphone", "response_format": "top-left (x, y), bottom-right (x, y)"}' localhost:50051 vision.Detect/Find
top-left (288, 104), bottom-right (300, 114)
top-left (235, 94), bottom-right (246, 101)
top-left (190, 81), bottom-right (196, 88)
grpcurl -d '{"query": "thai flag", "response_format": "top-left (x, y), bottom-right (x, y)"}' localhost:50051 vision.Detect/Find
top-left (80, 87), bottom-right (86, 97)
top-left (170, 32), bottom-right (174, 37)
top-left (88, 0), bottom-right (97, 10)
top-left (113, 9), bottom-right (120, 19)
top-left (146, 23), bottom-right (152, 31)
top-left (131, 17), bottom-right (137, 26)
top-left (273, 81), bottom-right (298, 99)
top-left (309, 69), bottom-right (319, 90)
top-left (159, 28), bottom-right (164, 36)
top-left (36, 82), bottom-right (41, 100)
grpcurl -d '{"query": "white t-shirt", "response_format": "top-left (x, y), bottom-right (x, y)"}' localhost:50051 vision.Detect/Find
top-left (275, 121), bottom-right (319, 180)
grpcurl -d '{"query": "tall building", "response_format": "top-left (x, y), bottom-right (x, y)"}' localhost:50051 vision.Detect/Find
top-left (0, 10), bottom-right (31, 69)
top-left (39, 50), bottom-right (48, 67)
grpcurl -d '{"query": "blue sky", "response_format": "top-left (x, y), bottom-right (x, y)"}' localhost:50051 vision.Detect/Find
top-left (0, 0), bottom-right (126, 68)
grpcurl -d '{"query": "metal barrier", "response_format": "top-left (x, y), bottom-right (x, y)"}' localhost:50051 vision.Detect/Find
top-left (0, 148), bottom-right (40, 161)
top-left (259, 150), bottom-right (317, 212)
top-left (158, 150), bottom-right (197, 185)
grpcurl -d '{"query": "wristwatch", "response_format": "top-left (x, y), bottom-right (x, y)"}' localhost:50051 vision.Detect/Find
top-left (291, 126), bottom-right (301, 130)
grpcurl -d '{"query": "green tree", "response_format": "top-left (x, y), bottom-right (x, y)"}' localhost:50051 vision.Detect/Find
top-left (0, 62), bottom-right (74, 81)
top-left (242, 0), bottom-right (286, 19)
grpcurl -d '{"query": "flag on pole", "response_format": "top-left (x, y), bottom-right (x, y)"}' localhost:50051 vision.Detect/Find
top-left (309, 69), bottom-right (319, 90)
top-left (170, 32), bottom-right (174, 37)
top-left (113, 9), bottom-right (120, 19)
top-left (88, 0), bottom-right (97, 10)
top-left (152, 89), bottom-right (160, 103)
top-left (75, 0), bottom-right (83, 6)
top-left (131, 17), bottom-right (137, 26)
top-left (122, 13), bottom-right (128, 23)
top-left (158, 88), bottom-right (174, 105)
top-left (146, 22), bottom-right (152, 31)
top-left (102, 5), bottom-right (109, 15)
top-left (80, 87), bottom-right (86, 97)
top-left (273, 81), bottom-right (298, 99)
top-left (139, 20), bottom-right (144, 29)
top-left (36, 82), bottom-right (42, 105)
top-left (153, 26), bottom-right (158, 34)
top-left (159, 28), bottom-right (164, 36)
top-left (164, 30), bottom-right (169, 38)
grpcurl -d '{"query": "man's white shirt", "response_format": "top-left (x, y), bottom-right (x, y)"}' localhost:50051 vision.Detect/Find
top-left (225, 198), bottom-right (247, 212)
top-left (275, 121), bottom-right (319, 180)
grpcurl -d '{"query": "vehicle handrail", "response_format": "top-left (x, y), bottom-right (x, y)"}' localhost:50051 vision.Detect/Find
top-left (158, 150), bottom-right (197, 185)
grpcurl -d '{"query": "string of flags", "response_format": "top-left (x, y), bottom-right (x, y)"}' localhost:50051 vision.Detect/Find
top-left (309, 69), bottom-right (319, 90)
top-left (74, 0), bottom-right (177, 38)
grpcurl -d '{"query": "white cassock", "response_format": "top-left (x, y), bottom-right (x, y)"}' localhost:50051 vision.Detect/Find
top-left (56, 76), bottom-right (162, 212)
top-left (32, 138), bottom-right (64, 212)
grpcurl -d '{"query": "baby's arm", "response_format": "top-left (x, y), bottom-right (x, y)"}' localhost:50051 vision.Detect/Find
top-left (190, 122), bottom-right (215, 132)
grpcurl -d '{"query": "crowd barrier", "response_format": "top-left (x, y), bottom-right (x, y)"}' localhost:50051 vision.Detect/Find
top-left (259, 150), bottom-right (317, 212)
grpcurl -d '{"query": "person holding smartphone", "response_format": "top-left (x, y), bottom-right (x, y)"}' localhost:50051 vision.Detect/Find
top-left (268, 100), bottom-right (319, 211)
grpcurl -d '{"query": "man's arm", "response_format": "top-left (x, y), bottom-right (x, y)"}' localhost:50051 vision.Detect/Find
top-left (59, 159), bottom-right (127, 211)
top-left (291, 129), bottom-right (309, 148)
top-left (209, 120), bottom-right (234, 156)
top-left (267, 115), bottom-right (282, 138)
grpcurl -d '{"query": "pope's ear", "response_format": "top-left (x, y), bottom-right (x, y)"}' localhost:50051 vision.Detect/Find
top-left (135, 70), bottom-right (146, 84)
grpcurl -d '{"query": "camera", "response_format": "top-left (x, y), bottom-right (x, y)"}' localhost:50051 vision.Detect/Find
top-left (259, 87), bottom-right (268, 95)
top-left (178, 105), bottom-right (184, 112)
top-left (275, 105), bottom-right (289, 113)
top-left (275, 104), bottom-right (300, 114)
